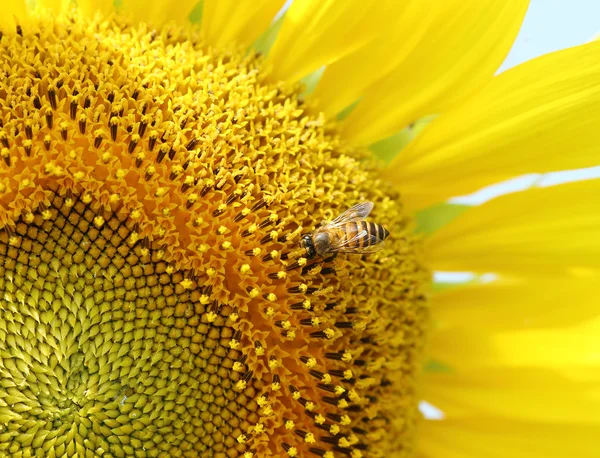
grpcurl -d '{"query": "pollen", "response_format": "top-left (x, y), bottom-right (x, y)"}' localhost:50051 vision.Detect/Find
top-left (0, 9), bottom-right (428, 458)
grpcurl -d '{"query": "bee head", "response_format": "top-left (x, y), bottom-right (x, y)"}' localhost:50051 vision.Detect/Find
top-left (300, 234), bottom-right (316, 259)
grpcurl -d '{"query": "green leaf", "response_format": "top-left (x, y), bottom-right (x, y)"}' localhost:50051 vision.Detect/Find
top-left (369, 115), bottom-right (436, 164)
top-left (188, 0), bottom-right (204, 25)
top-left (300, 67), bottom-right (325, 97)
top-left (336, 99), bottom-right (361, 121)
top-left (415, 202), bottom-right (471, 236)
top-left (424, 359), bottom-right (452, 373)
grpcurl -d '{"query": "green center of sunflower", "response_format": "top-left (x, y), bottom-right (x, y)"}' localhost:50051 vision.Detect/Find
top-left (0, 11), bottom-right (429, 458)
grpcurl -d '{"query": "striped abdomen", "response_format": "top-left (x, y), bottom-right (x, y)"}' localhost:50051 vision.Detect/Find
top-left (341, 221), bottom-right (390, 249)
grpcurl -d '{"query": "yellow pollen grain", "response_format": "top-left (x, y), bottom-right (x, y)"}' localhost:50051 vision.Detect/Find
top-left (324, 328), bottom-right (335, 339)
top-left (240, 264), bottom-right (251, 274)
top-left (304, 433), bottom-right (316, 444)
top-left (93, 216), bottom-right (105, 228)
top-left (180, 278), bottom-right (193, 289)
top-left (305, 358), bottom-right (317, 368)
top-left (287, 447), bottom-right (298, 457)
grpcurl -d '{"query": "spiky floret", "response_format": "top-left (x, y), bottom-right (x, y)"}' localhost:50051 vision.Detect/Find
top-left (0, 11), bottom-right (429, 458)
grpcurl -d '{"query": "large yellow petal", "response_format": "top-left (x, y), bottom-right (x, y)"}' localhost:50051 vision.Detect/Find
top-left (426, 179), bottom-right (600, 275)
top-left (35, 0), bottom-right (71, 11)
top-left (430, 317), bottom-right (600, 369)
top-left (266, 0), bottom-right (401, 82)
top-left (310, 0), bottom-right (435, 117)
top-left (77, 0), bottom-right (115, 19)
top-left (119, 0), bottom-right (199, 25)
top-left (432, 276), bottom-right (600, 330)
top-left (423, 368), bottom-right (600, 424)
top-left (418, 417), bottom-right (600, 458)
top-left (0, 0), bottom-right (28, 30)
top-left (389, 39), bottom-right (600, 210)
top-left (341, 0), bottom-right (528, 146)
top-left (202, 0), bottom-right (285, 48)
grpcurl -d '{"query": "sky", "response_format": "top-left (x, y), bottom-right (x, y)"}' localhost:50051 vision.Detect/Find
top-left (500, 0), bottom-right (599, 71)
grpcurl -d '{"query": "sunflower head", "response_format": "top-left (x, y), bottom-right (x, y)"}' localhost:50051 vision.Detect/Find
top-left (0, 7), bottom-right (429, 457)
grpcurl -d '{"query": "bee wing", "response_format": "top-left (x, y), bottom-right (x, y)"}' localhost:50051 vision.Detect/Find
top-left (328, 202), bottom-right (374, 227)
top-left (328, 229), bottom-right (385, 255)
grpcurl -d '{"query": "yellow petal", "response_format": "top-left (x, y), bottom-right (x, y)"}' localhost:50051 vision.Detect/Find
top-left (119, 0), bottom-right (199, 25)
top-left (0, 0), bottom-right (28, 30)
top-left (77, 0), bottom-right (115, 19)
top-left (310, 0), bottom-right (435, 117)
top-left (266, 0), bottom-right (400, 82)
top-left (342, 0), bottom-right (528, 146)
top-left (433, 276), bottom-right (600, 330)
top-left (389, 39), bottom-right (600, 210)
top-left (430, 317), bottom-right (600, 369)
top-left (35, 0), bottom-right (70, 12)
top-left (426, 179), bottom-right (600, 275)
top-left (202, 0), bottom-right (285, 48)
top-left (418, 417), bottom-right (600, 458)
top-left (423, 368), bottom-right (600, 424)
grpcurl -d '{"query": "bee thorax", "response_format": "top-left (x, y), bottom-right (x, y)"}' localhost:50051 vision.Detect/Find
top-left (313, 231), bottom-right (331, 256)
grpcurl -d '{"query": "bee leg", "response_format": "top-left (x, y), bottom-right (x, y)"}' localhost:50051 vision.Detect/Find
top-left (323, 253), bottom-right (338, 263)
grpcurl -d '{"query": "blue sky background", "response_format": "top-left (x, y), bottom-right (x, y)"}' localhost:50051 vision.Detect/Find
top-left (500, 0), bottom-right (599, 71)
top-left (450, 0), bottom-right (600, 205)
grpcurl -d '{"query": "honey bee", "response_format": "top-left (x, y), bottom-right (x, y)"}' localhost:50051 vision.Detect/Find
top-left (300, 202), bottom-right (389, 259)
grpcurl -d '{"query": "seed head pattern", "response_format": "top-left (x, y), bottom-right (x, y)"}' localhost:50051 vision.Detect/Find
top-left (0, 12), bottom-right (429, 458)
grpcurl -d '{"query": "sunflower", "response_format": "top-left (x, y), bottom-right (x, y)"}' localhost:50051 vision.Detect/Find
top-left (0, 0), bottom-right (598, 457)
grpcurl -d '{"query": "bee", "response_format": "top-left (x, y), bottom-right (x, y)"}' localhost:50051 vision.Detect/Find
top-left (300, 202), bottom-right (389, 259)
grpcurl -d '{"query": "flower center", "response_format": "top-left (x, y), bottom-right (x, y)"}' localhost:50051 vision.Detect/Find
top-left (0, 195), bottom-right (254, 456)
top-left (0, 11), bottom-right (429, 458)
